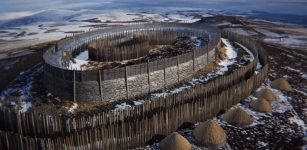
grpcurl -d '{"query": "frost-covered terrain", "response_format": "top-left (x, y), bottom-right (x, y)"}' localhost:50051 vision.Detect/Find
top-left (144, 53), bottom-right (307, 150)
top-left (145, 82), bottom-right (306, 149)
top-left (0, 2), bottom-right (306, 149)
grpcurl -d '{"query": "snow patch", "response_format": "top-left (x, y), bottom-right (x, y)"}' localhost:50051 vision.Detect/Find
top-left (294, 89), bottom-right (307, 96)
top-left (75, 50), bottom-right (89, 60)
top-left (69, 59), bottom-right (89, 70)
top-left (221, 38), bottom-right (237, 59)
top-left (142, 14), bottom-right (169, 22)
top-left (114, 102), bottom-right (131, 111)
top-left (282, 66), bottom-right (307, 79)
top-left (68, 103), bottom-right (78, 113)
top-left (263, 36), bottom-right (307, 49)
top-left (288, 117), bottom-right (306, 129)
top-left (133, 100), bottom-right (145, 106)
top-left (235, 42), bottom-right (255, 61)
top-left (97, 10), bottom-right (143, 23)
top-left (166, 14), bottom-right (200, 23)
top-left (257, 141), bottom-right (269, 148)
top-left (20, 102), bottom-right (32, 113)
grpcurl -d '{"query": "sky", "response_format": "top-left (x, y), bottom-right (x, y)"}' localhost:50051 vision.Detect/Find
top-left (0, 0), bottom-right (306, 20)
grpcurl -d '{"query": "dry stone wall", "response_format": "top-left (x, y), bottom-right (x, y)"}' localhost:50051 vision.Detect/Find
top-left (101, 78), bottom-right (127, 100)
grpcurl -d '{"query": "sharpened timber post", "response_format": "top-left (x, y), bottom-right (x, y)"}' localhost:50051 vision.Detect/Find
top-left (163, 57), bottom-right (166, 89)
top-left (125, 65), bottom-right (129, 100)
top-left (73, 70), bottom-right (76, 102)
top-left (177, 54), bottom-right (180, 82)
top-left (193, 48), bottom-right (195, 73)
top-left (207, 45), bottom-right (209, 64)
top-left (99, 69), bottom-right (103, 101)
top-left (147, 58), bottom-right (151, 94)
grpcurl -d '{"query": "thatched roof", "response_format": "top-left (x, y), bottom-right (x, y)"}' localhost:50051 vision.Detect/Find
top-left (257, 88), bottom-right (277, 102)
top-left (223, 107), bottom-right (254, 127)
top-left (159, 132), bottom-right (191, 150)
top-left (251, 98), bottom-right (272, 113)
top-left (271, 78), bottom-right (293, 91)
top-left (192, 120), bottom-right (227, 146)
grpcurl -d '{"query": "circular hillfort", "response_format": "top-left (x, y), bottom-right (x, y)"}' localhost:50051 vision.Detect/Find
top-left (43, 23), bottom-right (220, 102)
top-left (0, 23), bottom-right (269, 149)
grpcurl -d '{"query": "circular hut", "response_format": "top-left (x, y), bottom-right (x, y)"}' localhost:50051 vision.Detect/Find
top-left (251, 98), bottom-right (272, 113)
top-left (192, 120), bottom-right (227, 147)
top-left (271, 78), bottom-right (293, 91)
top-left (159, 132), bottom-right (192, 150)
top-left (223, 107), bottom-right (254, 127)
top-left (257, 88), bottom-right (277, 103)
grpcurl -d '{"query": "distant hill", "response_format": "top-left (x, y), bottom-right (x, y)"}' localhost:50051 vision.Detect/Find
top-left (0, 9), bottom-right (82, 28)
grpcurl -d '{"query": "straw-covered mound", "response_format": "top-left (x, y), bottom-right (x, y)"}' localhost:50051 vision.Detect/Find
top-left (192, 120), bottom-right (227, 146)
top-left (257, 88), bottom-right (277, 102)
top-left (251, 98), bottom-right (272, 113)
top-left (159, 132), bottom-right (191, 150)
top-left (223, 107), bottom-right (254, 127)
top-left (271, 78), bottom-right (293, 91)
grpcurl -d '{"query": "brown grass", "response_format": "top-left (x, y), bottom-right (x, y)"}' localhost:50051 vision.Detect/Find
top-left (159, 132), bottom-right (191, 150)
top-left (257, 88), bottom-right (277, 103)
top-left (251, 98), bottom-right (272, 113)
top-left (271, 78), bottom-right (293, 91)
top-left (61, 101), bottom-right (74, 108)
top-left (218, 47), bottom-right (228, 60)
top-left (192, 120), bottom-right (227, 146)
top-left (223, 107), bottom-right (254, 127)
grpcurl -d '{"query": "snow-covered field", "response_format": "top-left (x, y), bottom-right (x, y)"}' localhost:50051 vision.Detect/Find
top-left (0, 9), bottom-right (209, 43)
top-left (1, 6), bottom-right (307, 53)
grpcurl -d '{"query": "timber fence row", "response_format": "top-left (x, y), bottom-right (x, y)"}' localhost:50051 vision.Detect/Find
top-left (0, 57), bottom-right (257, 138)
top-left (44, 23), bottom-right (220, 71)
top-left (44, 27), bottom-right (218, 81)
top-left (0, 64), bottom-right (268, 150)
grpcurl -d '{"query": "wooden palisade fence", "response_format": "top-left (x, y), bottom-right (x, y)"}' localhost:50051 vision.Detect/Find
top-left (0, 30), bottom-right (268, 150)
top-left (43, 23), bottom-right (221, 102)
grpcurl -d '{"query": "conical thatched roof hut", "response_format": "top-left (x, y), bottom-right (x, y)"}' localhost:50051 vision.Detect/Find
top-left (251, 98), bottom-right (272, 113)
top-left (271, 78), bottom-right (293, 91)
top-left (223, 107), bottom-right (254, 127)
top-left (192, 120), bottom-right (227, 146)
top-left (159, 132), bottom-right (191, 150)
top-left (257, 88), bottom-right (277, 102)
